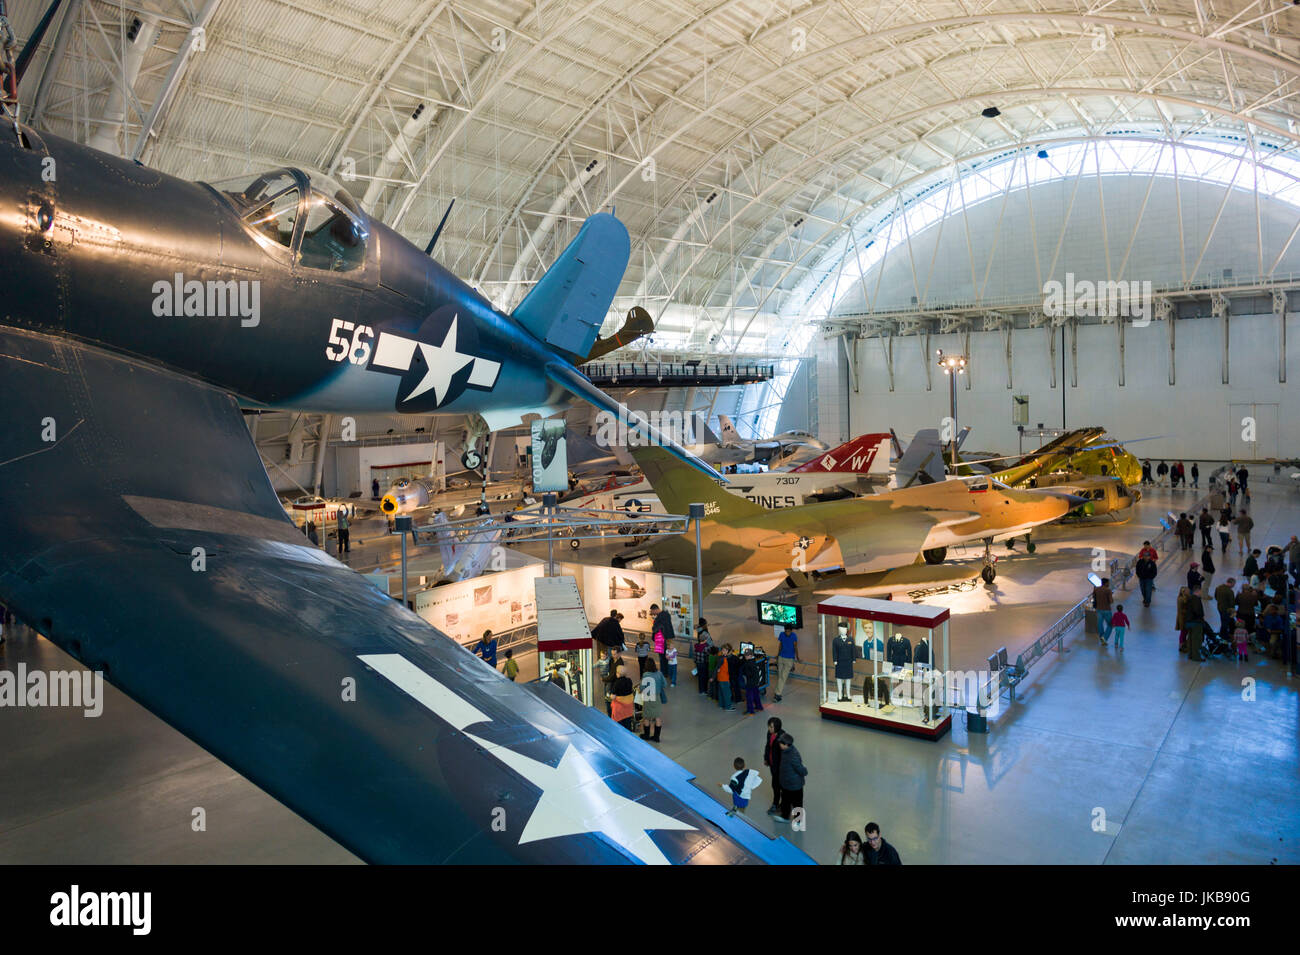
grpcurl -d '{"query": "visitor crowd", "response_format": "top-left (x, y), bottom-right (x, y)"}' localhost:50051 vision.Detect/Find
top-left (1105, 465), bottom-right (1297, 665)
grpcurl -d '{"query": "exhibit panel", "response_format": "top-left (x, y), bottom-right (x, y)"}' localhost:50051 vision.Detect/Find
top-left (414, 564), bottom-right (544, 647)
top-left (579, 565), bottom-right (694, 640)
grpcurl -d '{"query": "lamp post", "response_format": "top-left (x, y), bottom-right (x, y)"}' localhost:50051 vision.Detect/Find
top-left (935, 349), bottom-right (968, 472)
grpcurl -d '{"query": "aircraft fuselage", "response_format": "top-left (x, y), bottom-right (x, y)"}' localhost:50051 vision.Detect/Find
top-left (0, 127), bottom-right (566, 423)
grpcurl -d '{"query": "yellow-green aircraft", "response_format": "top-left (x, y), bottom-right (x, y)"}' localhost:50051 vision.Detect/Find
top-left (619, 447), bottom-right (1081, 595)
top-left (1033, 471), bottom-right (1141, 520)
top-left (976, 427), bottom-right (1143, 487)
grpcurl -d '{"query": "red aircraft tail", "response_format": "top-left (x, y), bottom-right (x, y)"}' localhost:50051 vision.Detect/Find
top-left (792, 433), bottom-right (891, 474)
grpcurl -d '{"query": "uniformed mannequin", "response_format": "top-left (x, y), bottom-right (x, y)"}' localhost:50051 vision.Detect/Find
top-left (831, 622), bottom-right (857, 702)
top-left (915, 634), bottom-right (931, 667)
top-left (886, 632), bottom-right (912, 667)
top-left (832, 621), bottom-right (863, 701)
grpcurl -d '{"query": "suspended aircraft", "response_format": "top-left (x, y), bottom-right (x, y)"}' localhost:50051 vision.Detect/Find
top-left (968, 427), bottom-right (1143, 487)
top-left (0, 98), bottom-right (821, 864)
top-left (685, 414), bottom-right (828, 467)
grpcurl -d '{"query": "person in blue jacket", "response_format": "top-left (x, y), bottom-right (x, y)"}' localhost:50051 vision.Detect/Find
top-left (473, 630), bottom-right (498, 669)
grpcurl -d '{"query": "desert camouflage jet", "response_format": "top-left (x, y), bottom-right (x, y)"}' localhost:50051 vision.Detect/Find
top-left (617, 447), bottom-right (1082, 595)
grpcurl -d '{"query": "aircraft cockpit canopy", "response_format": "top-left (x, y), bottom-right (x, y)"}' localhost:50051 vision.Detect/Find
top-left (206, 169), bottom-right (369, 272)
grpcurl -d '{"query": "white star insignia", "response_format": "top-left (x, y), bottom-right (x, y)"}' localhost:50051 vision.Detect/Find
top-left (404, 315), bottom-right (475, 404)
top-left (358, 653), bottom-right (698, 865)
top-left (465, 733), bottom-right (694, 865)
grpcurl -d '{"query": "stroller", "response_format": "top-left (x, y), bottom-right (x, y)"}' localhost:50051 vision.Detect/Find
top-left (1199, 627), bottom-right (1233, 659)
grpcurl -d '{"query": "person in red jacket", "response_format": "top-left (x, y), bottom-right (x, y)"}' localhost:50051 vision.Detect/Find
top-left (1110, 605), bottom-right (1131, 651)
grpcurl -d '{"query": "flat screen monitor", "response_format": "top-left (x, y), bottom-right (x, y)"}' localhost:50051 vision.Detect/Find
top-left (756, 599), bottom-right (802, 628)
top-left (738, 641), bottom-right (755, 655)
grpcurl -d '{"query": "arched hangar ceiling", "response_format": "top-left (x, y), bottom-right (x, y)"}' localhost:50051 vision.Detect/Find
top-left (13, 0), bottom-right (1300, 355)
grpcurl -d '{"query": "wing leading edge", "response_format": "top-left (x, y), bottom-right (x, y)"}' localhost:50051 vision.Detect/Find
top-left (0, 327), bottom-right (809, 865)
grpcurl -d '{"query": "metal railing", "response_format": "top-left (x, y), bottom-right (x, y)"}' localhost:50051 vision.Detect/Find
top-left (584, 361), bottom-right (775, 383)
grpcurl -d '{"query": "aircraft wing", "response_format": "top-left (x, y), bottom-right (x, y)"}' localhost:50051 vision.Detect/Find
top-left (830, 508), bottom-right (974, 573)
top-left (0, 328), bottom-right (809, 866)
top-left (544, 361), bottom-right (724, 481)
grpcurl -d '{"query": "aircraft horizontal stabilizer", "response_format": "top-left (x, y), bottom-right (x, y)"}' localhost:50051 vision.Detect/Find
top-left (546, 364), bottom-right (724, 481)
top-left (512, 212), bottom-right (630, 359)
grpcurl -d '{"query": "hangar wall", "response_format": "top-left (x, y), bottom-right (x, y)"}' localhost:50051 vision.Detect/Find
top-left (832, 167), bottom-right (1300, 314)
top-left (842, 311), bottom-right (1298, 461)
top-left (331, 443), bottom-right (438, 499)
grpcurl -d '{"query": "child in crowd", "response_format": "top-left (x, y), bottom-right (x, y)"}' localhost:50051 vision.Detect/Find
top-left (707, 644), bottom-right (720, 699)
top-left (503, 648), bottom-right (519, 681)
top-left (1110, 604), bottom-right (1130, 651)
top-left (722, 757), bottom-right (761, 817)
top-left (1232, 617), bottom-right (1250, 662)
top-left (665, 643), bottom-right (678, 686)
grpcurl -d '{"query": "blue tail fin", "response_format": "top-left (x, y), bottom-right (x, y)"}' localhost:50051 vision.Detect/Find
top-left (512, 212), bottom-right (630, 359)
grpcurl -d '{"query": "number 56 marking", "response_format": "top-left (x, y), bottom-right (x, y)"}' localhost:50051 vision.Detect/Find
top-left (325, 318), bottom-right (373, 364)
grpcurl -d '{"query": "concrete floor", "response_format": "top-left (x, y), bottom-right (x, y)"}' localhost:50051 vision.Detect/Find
top-left (1, 478), bottom-right (1296, 864)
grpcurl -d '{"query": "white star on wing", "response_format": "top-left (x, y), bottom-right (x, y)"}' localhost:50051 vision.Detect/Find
top-left (357, 653), bottom-right (698, 864)
top-left (466, 732), bottom-right (694, 865)
top-left (404, 315), bottom-right (475, 404)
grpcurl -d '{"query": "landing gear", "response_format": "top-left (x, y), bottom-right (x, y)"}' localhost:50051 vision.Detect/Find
top-left (460, 413), bottom-right (489, 473)
top-left (922, 547), bottom-right (948, 565)
top-left (569, 537), bottom-right (581, 550)
top-left (980, 538), bottom-right (998, 584)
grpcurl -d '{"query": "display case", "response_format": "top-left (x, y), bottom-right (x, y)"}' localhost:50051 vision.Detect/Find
top-left (534, 575), bottom-right (595, 707)
top-left (537, 646), bottom-right (592, 706)
top-left (817, 594), bottom-right (952, 740)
